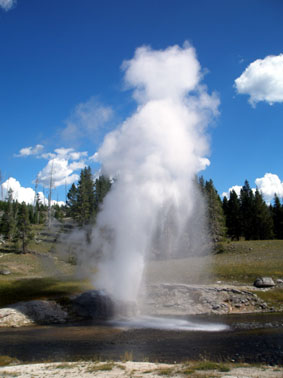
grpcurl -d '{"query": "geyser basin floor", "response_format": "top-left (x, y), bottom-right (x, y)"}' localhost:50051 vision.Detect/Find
top-left (108, 315), bottom-right (229, 331)
top-left (0, 314), bottom-right (283, 364)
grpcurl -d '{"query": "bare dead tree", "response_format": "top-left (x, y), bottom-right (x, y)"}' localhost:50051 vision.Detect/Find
top-left (0, 170), bottom-right (3, 201)
top-left (48, 161), bottom-right (54, 228)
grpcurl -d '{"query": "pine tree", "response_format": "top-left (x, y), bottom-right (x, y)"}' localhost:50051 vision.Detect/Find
top-left (0, 189), bottom-right (17, 241)
top-left (76, 167), bottom-right (95, 226)
top-left (204, 179), bottom-right (226, 242)
top-left (66, 183), bottom-right (78, 219)
top-left (224, 190), bottom-right (242, 240)
top-left (252, 189), bottom-right (273, 240)
top-left (271, 194), bottom-right (283, 239)
top-left (15, 202), bottom-right (34, 253)
top-left (240, 180), bottom-right (255, 240)
top-left (94, 175), bottom-right (112, 212)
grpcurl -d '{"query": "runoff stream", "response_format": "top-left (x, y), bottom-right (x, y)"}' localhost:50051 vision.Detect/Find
top-left (1, 313), bottom-right (283, 365)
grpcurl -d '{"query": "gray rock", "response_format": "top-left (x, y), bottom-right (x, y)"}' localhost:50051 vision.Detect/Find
top-left (254, 277), bottom-right (275, 288)
top-left (141, 283), bottom-right (270, 316)
top-left (71, 290), bottom-right (114, 320)
top-left (0, 266), bottom-right (11, 275)
top-left (0, 300), bottom-right (68, 327)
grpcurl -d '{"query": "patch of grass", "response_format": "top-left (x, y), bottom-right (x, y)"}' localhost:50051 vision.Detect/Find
top-left (0, 277), bottom-right (90, 306)
top-left (212, 240), bottom-right (283, 283)
top-left (157, 367), bottom-right (175, 376)
top-left (194, 361), bottom-right (230, 371)
top-left (116, 364), bottom-right (126, 370)
top-left (86, 362), bottom-right (114, 372)
top-left (0, 371), bottom-right (20, 377)
top-left (55, 363), bottom-right (73, 369)
top-left (120, 351), bottom-right (133, 362)
top-left (0, 355), bottom-right (19, 367)
top-left (255, 288), bottom-right (283, 308)
top-left (181, 361), bottom-right (230, 374)
top-left (180, 367), bottom-right (195, 375)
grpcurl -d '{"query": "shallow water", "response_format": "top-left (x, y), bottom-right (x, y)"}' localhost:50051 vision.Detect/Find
top-left (0, 313), bottom-right (283, 364)
top-left (108, 315), bottom-right (229, 331)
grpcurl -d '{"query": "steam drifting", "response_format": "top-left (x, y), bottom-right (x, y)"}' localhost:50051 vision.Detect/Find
top-left (87, 43), bottom-right (219, 303)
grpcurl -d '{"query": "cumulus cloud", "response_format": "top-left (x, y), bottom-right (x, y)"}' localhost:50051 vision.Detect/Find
top-left (222, 173), bottom-right (283, 203)
top-left (60, 97), bottom-right (113, 143)
top-left (255, 173), bottom-right (283, 202)
top-left (15, 144), bottom-right (44, 157)
top-left (235, 54), bottom-right (283, 106)
top-left (37, 158), bottom-right (82, 188)
top-left (13, 145), bottom-right (88, 189)
top-left (222, 185), bottom-right (242, 198)
top-left (36, 147), bottom-right (88, 188)
top-left (42, 147), bottom-right (88, 161)
top-left (0, 0), bottom-right (16, 11)
top-left (0, 177), bottom-right (64, 206)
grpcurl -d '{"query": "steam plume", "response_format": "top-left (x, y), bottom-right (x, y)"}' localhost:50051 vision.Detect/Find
top-left (88, 43), bottom-right (219, 303)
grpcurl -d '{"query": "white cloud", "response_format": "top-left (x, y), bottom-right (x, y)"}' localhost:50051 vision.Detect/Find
top-left (37, 158), bottom-right (80, 188)
top-left (15, 144), bottom-right (44, 157)
top-left (61, 97), bottom-right (113, 143)
top-left (0, 0), bottom-right (16, 11)
top-left (36, 148), bottom-right (88, 188)
top-left (41, 148), bottom-right (88, 161)
top-left (222, 185), bottom-right (242, 198)
top-left (69, 161), bottom-right (86, 171)
top-left (0, 177), bottom-right (64, 206)
top-left (13, 146), bottom-right (88, 190)
top-left (222, 173), bottom-right (283, 203)
top-left (69, 151), bottom-right (88, 161)
top-left (235, 54), bottom-right (283, 106)
top-left (89, 152), bottom-right (99, 161)
top-left (255, 173), bottom-right (283, 203)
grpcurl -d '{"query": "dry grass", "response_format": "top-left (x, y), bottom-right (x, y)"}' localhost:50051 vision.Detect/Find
top-left (255, 288), bottom-right (283, 307)
top-left (0, 276), bottom-right (91, 306)
top-left (212, 240), bottom-right (283, 283)
top-left (86, 362), bottom-right (114, 372)
top-left (120, 351), bottom-right (134, 362)
top-left (0, 356), bottom-right (20, 367)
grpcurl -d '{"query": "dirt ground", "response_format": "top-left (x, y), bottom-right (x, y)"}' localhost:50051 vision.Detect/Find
top-left (0, 361), bottom-right (283, 377)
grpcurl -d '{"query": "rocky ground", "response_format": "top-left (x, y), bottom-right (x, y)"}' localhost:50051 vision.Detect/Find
top-left (140, 283), bottom-right (276, 316)
top-left (0, 361), bottom-right (283, 377)
top-left (0, 283), bottom-right (280, 328)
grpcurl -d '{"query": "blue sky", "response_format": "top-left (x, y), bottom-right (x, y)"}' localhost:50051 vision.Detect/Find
top-left (1, 0), bottom-right (283, 203)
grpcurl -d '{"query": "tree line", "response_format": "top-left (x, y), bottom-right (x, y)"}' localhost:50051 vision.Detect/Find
top-left (0, 189), bottom-right (47, 252)
top-left (1, 166), bottom-right (283, 254)
top-left (66, 170), bottom-right (283, 243)
top-left (66, 167), bottom-right (112, 226)
top-left (200, 178), bottom-right (283, 242)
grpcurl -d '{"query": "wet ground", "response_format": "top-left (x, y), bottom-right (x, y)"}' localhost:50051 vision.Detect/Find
top-left (1, 313), bottom-right (283, 365)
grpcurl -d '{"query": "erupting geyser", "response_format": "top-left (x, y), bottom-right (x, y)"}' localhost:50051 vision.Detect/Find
top-left (85, 43), bottom-right (219, 312)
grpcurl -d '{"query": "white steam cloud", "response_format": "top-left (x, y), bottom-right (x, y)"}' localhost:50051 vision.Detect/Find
top-left (84, 43), bottom-right (219, 303)
top-left (0, 0), bottom-right (16, 11)
top-left (235, 54), bottom-right (283, 106)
